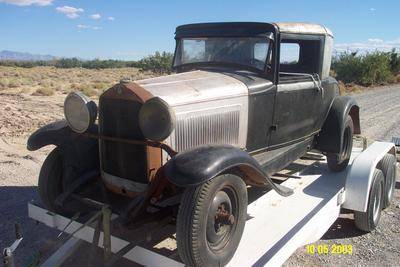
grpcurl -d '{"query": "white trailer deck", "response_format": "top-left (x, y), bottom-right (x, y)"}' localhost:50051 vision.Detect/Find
top-left (27, 141), bottom-right (396, 267)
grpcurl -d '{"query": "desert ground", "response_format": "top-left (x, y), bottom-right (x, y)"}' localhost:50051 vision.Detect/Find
top-left (0, 67), bottom-right (399, 266)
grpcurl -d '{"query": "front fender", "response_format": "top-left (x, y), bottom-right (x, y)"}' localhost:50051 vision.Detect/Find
top-left (164, 145), bottom-right (293, 196)
top-left (27, 120), bottom-right (97, 151)
top-left (27, 120), bottom-right (99, 189)
top-left (27, 120), bottom-right (75, 151)
top-left (316, 96), bottom-right (360, 153)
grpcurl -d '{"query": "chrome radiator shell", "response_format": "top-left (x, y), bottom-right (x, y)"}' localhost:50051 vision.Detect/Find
top-left (137, 70), bottom-right (249, 160)
top-left (172, 104), bottom-right (242, 152)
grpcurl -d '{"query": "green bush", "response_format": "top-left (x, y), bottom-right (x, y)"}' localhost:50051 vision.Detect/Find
top-left (389, 49), bottom-right (400, 74)
top-left (136, 51), bottom-right (174, 74)
top-left (0, 51), bottom-right (174, 73)
top-left (332, 51), bottom-right (394, 86)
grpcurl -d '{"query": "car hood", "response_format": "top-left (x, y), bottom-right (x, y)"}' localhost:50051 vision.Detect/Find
top-left (136, 70), bottom-right (249, 107)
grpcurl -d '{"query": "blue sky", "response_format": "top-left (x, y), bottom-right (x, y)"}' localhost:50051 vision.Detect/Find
top-left (0, 0), bottom-right (399, 60)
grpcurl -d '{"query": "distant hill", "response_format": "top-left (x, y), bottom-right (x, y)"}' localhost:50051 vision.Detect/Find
top-left (0, 50), bottom-right (55, 61)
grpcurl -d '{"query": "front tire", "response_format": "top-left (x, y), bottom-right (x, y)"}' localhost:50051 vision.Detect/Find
top-left (38, 148), bottom-right (67, 214)
top-left (176, 174), bottom-right (247, 267)
top-left (354, 169), bottom-right (384, 232)
top-left (327, 115), bottom-right (354, 172)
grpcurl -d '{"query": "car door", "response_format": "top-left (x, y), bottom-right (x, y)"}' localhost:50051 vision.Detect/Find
top-left (269, 41), bottom-right (323, 147)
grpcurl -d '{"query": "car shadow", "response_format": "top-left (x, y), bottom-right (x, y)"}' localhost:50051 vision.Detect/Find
top-left (321, 215), bottom-right (365, 240)
top-left (396, 181), bottom-right (400, 189)
top-left (0, 186), bottom-right (60, 266)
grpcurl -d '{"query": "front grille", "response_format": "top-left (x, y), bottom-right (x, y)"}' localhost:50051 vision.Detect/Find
top-left (99, 97), bottom-right (148, 184)
top-left (173, 106), bottom-right (241, 152)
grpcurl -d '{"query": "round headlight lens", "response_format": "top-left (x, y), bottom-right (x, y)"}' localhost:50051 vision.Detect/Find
top-left (64, 92), bottom-right (97, 133)
top-left (139, 97), bottom-right (175, 141)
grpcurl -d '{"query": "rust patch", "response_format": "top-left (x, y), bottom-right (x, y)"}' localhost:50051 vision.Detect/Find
top-left (103, 180), bottom-right (140, 198)
top-left (100, 81), bottom-right (163, 187)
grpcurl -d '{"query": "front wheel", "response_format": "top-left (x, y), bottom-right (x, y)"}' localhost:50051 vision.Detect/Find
top-left (327, 115), bottom-right (354, 172)
top-left (176, 174), bottom-right (247, 267)
top-left (38, 148), bottom-right (67, 214)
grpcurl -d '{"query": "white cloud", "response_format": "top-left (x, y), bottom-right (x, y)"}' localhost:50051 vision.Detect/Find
top-left (0, 0), bottom-right (52, 6)
top-left (370, 7), bottom-right (376, 12)
top-left (90, 13), bottom-right (101, 20)
top-left (107, 16), bottom-right (115, 21)
top-left (334, 38), bottom-right (400, 54)
top-left (77, 24), bottom-right (101, 30)
top-left (56, 6), bottom-right (84, 19)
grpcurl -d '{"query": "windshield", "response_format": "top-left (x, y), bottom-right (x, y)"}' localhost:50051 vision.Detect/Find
top-left (173, 37), bottom-right (271, 71)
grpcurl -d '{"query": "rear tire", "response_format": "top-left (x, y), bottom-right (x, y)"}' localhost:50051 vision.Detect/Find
top-left (176, 174), bottom-right (247, 267)
top-left (38, 148), bottom-right (68, 215)
top-left (377, 154), bottom-right (397, 209)
top-left (354, 169), bottom-right (384, 232)
top-left (327, 115), bottom-right (354, 172)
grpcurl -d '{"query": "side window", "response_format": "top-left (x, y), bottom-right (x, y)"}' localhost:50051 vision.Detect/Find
top-left (254, 43), bottom-right (268, 61)
top-left (182, 39), bottom-right (205, 63)
top-left (280, 43), bottom-right (300, 64)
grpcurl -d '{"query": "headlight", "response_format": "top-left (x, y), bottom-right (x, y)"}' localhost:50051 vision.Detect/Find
top-left (64, 92), bottom-right (97, 133)
top-left (139, 97), bottom-right (175, 141)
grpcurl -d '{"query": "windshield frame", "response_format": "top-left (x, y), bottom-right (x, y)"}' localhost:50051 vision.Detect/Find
top-left (172, 35), bottom-right (273, 76)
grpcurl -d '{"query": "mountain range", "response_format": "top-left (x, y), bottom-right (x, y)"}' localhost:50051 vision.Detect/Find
top-left (0, 50), bottom-right (55, 61)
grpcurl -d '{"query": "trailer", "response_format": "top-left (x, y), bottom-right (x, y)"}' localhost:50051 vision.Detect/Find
top-left (10, 139), bottom-right (397, 266)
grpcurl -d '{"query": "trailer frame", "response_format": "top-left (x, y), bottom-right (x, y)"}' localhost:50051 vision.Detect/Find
top-left (26, 140), bottom-right (397, 267)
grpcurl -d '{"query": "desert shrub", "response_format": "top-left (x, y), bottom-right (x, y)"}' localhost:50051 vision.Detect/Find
top-left (33, 87), bottom-right (54, 96)
top-left (389, 49), bottom-right (400, 74)
top-left (76, 84), bottom-right (97, 97)
top-left (135, 51), bottom-right (174, 74)
top-left (0, 78), bottom-right (9, 88)
top-left (8, 79), bottom-right (21, 88)
top-left (332, 51), bottom-right (393, 86)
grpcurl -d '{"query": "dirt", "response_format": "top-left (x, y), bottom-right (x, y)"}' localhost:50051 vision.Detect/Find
top-left (0, 85), bottom-right (399, 266)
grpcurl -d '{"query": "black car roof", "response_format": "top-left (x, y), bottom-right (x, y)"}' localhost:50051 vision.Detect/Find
top-left (175, 22), bottom-right (277, 38)
top-left (175, 22), bottom-right (333, 38)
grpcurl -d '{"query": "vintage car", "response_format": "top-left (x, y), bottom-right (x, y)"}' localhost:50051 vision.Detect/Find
top-left (28, 22), bottom-right (360, 266)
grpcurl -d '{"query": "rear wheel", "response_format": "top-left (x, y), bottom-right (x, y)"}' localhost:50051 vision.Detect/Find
top-left (354, 169), bottom-right (384, 232)
top-left (327, 115), bottom-right (354, 172)
top-left (377, 154), bottom-right (397, 209)
top-left (176, 174), bottom-right (247, 267)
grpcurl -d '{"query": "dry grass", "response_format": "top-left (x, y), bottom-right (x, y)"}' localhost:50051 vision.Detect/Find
top-left (0, 66), bottom-right (156, 97)
top-left (33, 87), bottom-right (54, 96)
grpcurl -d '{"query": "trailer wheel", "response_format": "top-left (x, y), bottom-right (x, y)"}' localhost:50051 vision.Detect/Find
top-left (354, 169), bottom-right (384, 232)
top-left (38, 148), bottom-right (68, 215)
top-left (377, 154), bottom-right (397, 209)
top-left (176, 174), bottom-right (247, 267)
top-left (327, 115), bottom-right (354, 172)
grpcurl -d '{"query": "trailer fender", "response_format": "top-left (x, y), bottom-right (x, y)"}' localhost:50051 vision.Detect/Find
top-left (342, 142), bottom-right (395, 212)
top-left (316, 96), bottom-right (360, 153)
top-left (164, 145), bottom-right (293, 197)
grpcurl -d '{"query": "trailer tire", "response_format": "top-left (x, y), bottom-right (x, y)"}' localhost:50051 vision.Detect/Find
top-left (377, 154), bottom-right (397, 209)
top-left (354, 169), bottom-right (384, 232)
top-left (327, 115), bottom-right (354, 172)
top-left (176, 174), bottom-right (247, 267)
top-left (38, 148), bottom-right (67, 215)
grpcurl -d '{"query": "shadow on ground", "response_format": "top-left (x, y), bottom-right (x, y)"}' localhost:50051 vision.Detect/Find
top-left (0, 186), bottom-right (59, 266)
